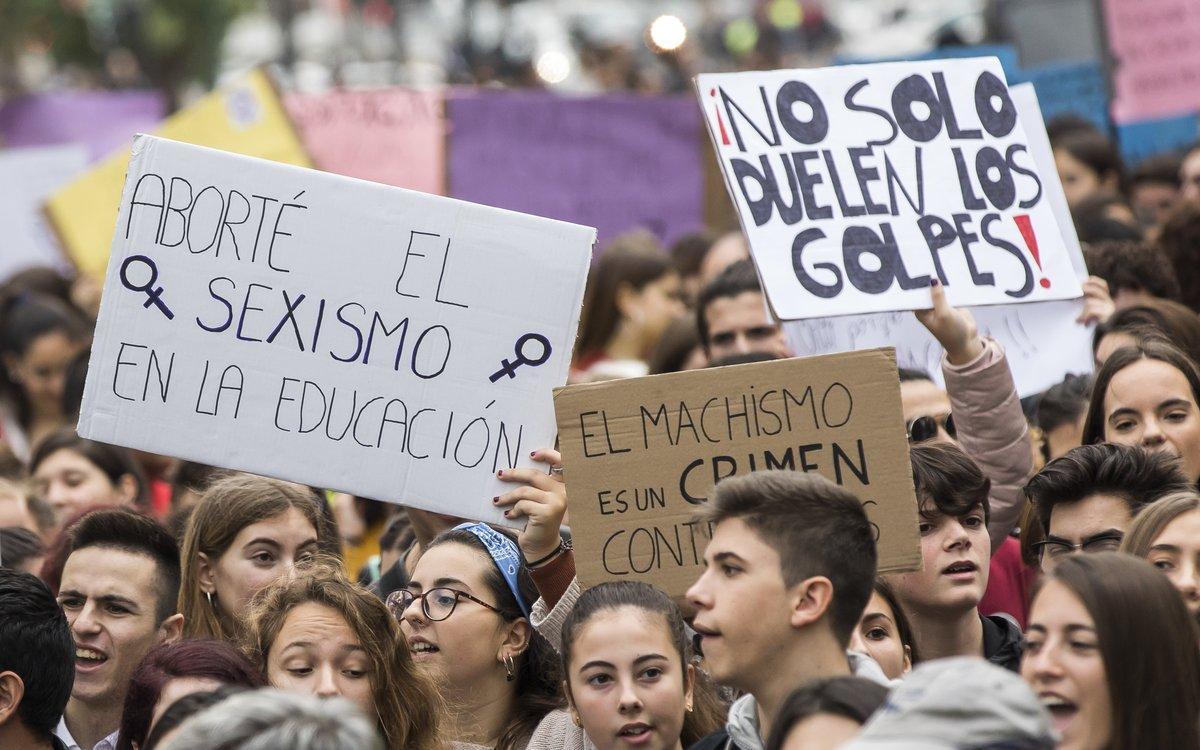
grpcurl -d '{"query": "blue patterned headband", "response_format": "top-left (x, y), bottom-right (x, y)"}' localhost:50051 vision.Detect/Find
top-left (454, 522), bottom-right (531, 618)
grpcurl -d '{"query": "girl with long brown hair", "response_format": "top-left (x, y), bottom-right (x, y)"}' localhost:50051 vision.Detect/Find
top-left (244, 564), bottom-right (442, 750)
top-left (178, 473), bottom-right (334, 641)
top-left (1021, 552), bottom-right (1200, 749)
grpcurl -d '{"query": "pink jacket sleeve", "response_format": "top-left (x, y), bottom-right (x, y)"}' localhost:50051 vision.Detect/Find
top-left (941, 338), bottom-right (1033, 551)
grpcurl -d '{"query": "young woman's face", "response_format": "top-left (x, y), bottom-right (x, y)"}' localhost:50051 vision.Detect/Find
top-left (1103, 358), bottom-right (1200, 481)
top-left (200, 507), bottom-right (319, 618)
top-left (567, 606), bottom-right (693, 750)
top-left (1146, 508), bottom-right (1200, 618)
top-left (1053, 148), bottom-right (1104, 208)
top-left (8, 331), bottom-right (84, 416)
top-left (33, 448), bottom-right (135, 521)
top-left (848, 591), bottom-right (911, 680)
top-left (628, 273), bottom-right (686, 345)
top-left (1021, 579), bottom-right (1112, 750)
top-left (267, 601), bottom-right (375, 721)
top-left (400, 542), bottom-right (514, 690)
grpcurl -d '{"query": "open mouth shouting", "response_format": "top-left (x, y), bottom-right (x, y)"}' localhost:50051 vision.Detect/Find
top-left (1039, 692), bottom-right (1078, 735)
top-left (74, 645), bottom-right (109, 675)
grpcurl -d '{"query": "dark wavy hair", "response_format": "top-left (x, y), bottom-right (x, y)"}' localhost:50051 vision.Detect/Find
top-left (428, 527), bottom-right (565, 750)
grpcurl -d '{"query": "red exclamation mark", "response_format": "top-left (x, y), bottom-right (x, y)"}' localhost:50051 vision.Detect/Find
top-left (1014, 215), bottom-right (1050, 289)
top-left (710, 88), bottom-right (730, 146)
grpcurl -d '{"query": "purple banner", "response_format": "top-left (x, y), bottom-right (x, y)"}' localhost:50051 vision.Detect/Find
top-left (447, 91), bottom-right (704, 248)
top-left (0, 90), bottom-right (165, 161)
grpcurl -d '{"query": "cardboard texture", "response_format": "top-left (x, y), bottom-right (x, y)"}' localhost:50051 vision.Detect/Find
top-left (554, 348), bottom-right (921, 599)
top-left (285, 88), bottom-right (446, 194)
top-left (696, 57), bottom-right (1081, 320)
top-left (784, 84), bottom-right (1093, 399)
top-left (1102, 0), bottom-right (1200, 124)
top-left (78, 135), bottom-right (594, 526)
top-left (0, 144), bottom-right (88, 280)
top-left (45, 70), bottom-right (311, 280)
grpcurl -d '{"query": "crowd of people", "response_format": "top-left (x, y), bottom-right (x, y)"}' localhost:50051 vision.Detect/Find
top-left (2, 121), bottom-right (1200, 750)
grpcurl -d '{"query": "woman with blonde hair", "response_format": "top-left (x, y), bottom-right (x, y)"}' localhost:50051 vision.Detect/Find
top-left (244, 564), bottom-right (442, 750)
top-left (1120, 490), bottom-right (1200, 619)
top-left (178, 473), bottom-right (334, 641)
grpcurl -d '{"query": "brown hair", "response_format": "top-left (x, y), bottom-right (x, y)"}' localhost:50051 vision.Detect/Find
top-left (699, 471), bottom-right (877, 646)
top-left (1120, 490), bottom-right (1200, 558)
top-left (1158, 201), bottom-right (1200, 312)
top-left (1094, 299), bottom-right (1200, 367)
top-left (559, 582), bottom-right (725, 745)
top-left (243, 564), bottom-right (442, 750)
top-left (909, 442), bottom-right (991, 524)
top-left (178, 474), bottom-right (330, 641)
top-left (574, 231), bottom-right (675, 361)
top-left (1081, 340), bottom-right (1200, 460)
top-left (1034, 553), bottom-right (1200, 750)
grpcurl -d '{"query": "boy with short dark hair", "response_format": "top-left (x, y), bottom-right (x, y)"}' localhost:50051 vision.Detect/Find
top-left (55, 508), bottom-right (183, 750)
top-left (695, 260), bottom-right (792, 363)
top-left (1024, 443), bottom-right (1190, 572)
top-left (687, 470), bottom-right (879, 750)
top-left (888, 443), bottom-right (1024, 671)
top-left (0, 569), bottom-right (75, 750)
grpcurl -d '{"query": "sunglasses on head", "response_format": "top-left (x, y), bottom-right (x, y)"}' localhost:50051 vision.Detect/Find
top-left (906, 413), bottom-right (955, 443)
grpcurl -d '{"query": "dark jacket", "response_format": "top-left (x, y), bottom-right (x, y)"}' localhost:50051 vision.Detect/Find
top-left (983, 612), bottom-right (1025, 672)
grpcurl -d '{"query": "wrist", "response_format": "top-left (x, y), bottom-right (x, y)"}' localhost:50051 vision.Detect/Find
top-left (945, 336), bottom-right (984, 366)
top-left (526, 539), bottom-right (571, 569)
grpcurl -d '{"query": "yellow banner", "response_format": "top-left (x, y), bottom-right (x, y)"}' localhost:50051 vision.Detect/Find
top-left (46, 69), bottom-right (311, 279)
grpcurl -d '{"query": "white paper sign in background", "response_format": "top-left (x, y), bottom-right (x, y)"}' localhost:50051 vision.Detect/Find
top-left (0, 144), bottom-right (88, 280)
top-left (785, 83), bottom-right (1094, 397)
top-left (79, 136), bottom-right (595, 524)
top-left (698, 58), bottom-right (1082, 320)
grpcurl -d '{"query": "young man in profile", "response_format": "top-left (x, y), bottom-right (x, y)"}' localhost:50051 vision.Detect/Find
top-left (0, 569), bottom-right (74, 750)
top-left (55, 508), bottom-right (183, 750)
top-left (1024, 442), bottom-right (1191, 572)
top-left (687, 470), bottom-right (879, 750)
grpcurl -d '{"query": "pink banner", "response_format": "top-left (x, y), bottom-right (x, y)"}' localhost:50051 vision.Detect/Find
top-left (1103, 0), bottom-right (1200, 123)
top-left (285, 88), bottom-right (445, 194)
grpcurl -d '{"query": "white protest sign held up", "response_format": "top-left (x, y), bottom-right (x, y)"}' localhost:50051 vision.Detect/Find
top-left (79, 135), bottom-right (594, 524)
top-left (783, 82), bottom-right (1094, 397)
top-left (697, 58), bottom-right (1082, 320)
top-left (0, 144), bottom-right (88, 280)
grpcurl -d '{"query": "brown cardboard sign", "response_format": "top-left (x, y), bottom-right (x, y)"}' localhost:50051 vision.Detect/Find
top-left (553, 347), bottom-right (921, 598)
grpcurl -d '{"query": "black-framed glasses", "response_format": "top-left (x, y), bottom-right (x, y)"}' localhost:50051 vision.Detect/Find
top-left (1032, 532), bottom-right (1125, 561)
top-left (386, 587), bottom-right (501, 622)
top-left (906, 413), bottom-right (955, 443)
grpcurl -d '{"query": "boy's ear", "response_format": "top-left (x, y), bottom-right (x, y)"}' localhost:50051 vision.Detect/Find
top-left (788, 575), bottom-right (834, 630)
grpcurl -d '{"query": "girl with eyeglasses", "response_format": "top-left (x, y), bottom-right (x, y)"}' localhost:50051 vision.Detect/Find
top-left (390, 516), bottom-right (565, 750)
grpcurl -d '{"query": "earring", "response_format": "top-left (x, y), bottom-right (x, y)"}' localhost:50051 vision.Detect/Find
top-left (503, 654), bottom-right (516, 682)
top-left (685, 700), bottom-right (693, 713)
top-left (571, 713), bottom-right (582, 727)
top-left (205, 591), bottom-right (214, 608)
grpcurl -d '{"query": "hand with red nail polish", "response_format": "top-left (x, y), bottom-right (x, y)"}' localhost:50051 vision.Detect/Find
top-left (493, 447), bottom-right (567, 562)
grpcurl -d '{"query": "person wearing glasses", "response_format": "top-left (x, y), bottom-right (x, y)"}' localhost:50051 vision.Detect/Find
top-left (243, 563), bottom-right (442, 750)
top-left (1023, 442), bottom-right (1191, 574)
top-left (389, 518), bottom-right (568, 750)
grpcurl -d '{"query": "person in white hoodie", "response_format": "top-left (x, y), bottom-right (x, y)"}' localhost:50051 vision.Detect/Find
top-left (684, 471), bottom-right (883, 750)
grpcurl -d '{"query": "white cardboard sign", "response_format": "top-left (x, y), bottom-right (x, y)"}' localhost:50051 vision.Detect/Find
top-left (784, 83), bottom-right (1094, 397)
top-left (697, 58), bottom-right (1082, 320)
top-left (78, 135), bottom-right (595, 524)
top-left (0, 144), bottom-right (87, 280)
